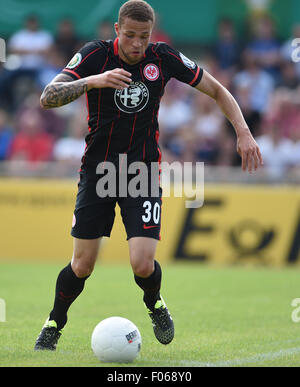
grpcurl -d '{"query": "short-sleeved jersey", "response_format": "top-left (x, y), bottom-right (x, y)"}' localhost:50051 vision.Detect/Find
top-left (62, 38), bottom-right (203, 169)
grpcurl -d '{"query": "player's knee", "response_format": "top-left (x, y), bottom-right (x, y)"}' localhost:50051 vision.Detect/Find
top-left (131, 257), bottom-right (154, 278)
top-left (71, 251), bottom-right (96, 278)
top-left (71, 260), bottom-right (94, 278)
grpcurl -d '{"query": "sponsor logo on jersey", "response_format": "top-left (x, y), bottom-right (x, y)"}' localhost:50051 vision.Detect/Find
top-left (179, 52), bottom-right (196, 69)
top-left (66, 53), bottom-right (82, 69)
top-left (143, 63), bottom-right (159, 81)
top-left (114, 81), bottom-right (149, 113)
top-left (143, 224), bottom-right (159, 229)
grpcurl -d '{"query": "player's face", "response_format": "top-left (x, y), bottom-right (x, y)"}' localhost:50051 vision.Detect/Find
top-left (115, 18), bottom-right (153, 65)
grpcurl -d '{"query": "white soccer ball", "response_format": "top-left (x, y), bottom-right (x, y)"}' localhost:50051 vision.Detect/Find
top-left (91, 316), bottom-right (142, 363)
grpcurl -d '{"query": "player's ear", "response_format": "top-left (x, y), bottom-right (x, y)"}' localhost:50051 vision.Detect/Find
top-left (114, 22), bottom-right (119, 37)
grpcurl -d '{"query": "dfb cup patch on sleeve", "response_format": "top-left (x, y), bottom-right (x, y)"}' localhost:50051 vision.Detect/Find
top-left (66, 53), bottom-right (82, 69)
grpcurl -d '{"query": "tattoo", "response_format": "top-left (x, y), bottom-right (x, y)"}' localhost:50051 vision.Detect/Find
top-left (40, 74), bottom-right (88, 108)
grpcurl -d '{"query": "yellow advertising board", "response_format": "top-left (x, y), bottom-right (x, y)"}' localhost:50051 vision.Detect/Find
top-left (0, 178), bottom-right (76, 261)
top-left (0, 179), bottom-right (299, 265)
top-left (173, 185), bottom-right (300, 265)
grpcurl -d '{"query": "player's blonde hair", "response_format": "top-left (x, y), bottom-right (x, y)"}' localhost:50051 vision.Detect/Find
top-left (118, 0), bottom-right (155, 26)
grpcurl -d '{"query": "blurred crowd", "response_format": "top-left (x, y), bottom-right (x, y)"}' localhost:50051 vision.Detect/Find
top-left (0, 13), bottom-right (300, 179)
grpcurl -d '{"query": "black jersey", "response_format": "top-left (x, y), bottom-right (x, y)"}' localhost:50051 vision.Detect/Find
top-left (62, 38), bottom-right (203, 169)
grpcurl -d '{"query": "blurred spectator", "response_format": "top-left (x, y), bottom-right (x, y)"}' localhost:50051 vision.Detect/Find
top-left (53, 114), bottom-right (86, 162)
top-left (15, 91), bottom-right (67, 139)
top-left (158, 81), bottom-right (193, 156)
top-left (216, 123), bottom-right (239, 166)
top-left (0, 109), bottom-right (14, 160)
top-left (0, 15), bottom-right (54, 111)
top-left (277, 60), bottom-right (300, 90)
top-left (37, 47), bottom-right (66, 89)
top-left (289, 125), bottom-right (300, 167)
top-left (202, 54), bottom-right (231, 89)
top-left (232, 50), bottom-right (274, 135)
top-left (280, 24), bottom-right (300, 78)
top-left (256, 125), bottom-right (294, 179)
top-left (174, 124), bottom-right (198, 163)
top-left (263, 88), bottom-right (300, 139)
top-left (8, 14), bottom-right (54, 71)
top-left (193, 92), bottom-right (225, 164)
top-left (246, 15), bottom-right (281, 80)
top-left (55, 18), bottom-right (82, 61)
top-left (9, 109), bottom-right (53, 162)
top-left (96, 20), bottom-right (115, 41)
top-left (213, 18), bottom-right (241, 72)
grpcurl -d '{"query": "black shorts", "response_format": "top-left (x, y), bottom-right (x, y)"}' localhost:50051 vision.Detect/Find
top-left (71, 165), bottom-right (162, 241)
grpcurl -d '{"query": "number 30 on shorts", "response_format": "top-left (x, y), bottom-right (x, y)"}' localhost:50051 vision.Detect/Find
top-left (142, 200), bottom-right (160, 224)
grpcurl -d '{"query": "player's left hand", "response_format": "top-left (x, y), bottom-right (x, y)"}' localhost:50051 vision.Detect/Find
top-left (237, 131), bottom-right (264, 173)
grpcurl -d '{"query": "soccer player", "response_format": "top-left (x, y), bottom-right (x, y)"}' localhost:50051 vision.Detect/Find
top-left (34, 0), bottom-right (263, 350)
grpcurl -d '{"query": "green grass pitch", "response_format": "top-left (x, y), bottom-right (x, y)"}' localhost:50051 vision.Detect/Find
top-left (0, 261), bottom-right (300, 367)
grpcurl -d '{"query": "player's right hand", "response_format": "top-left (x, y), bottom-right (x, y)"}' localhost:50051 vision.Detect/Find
top-left (87, 69), bottom-right (132, 90)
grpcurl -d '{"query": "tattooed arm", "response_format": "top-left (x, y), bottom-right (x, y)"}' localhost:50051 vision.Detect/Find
top-left (40, 69), bottom-right (132, 109)
top-left (40, 73), bottom-right (87, 109)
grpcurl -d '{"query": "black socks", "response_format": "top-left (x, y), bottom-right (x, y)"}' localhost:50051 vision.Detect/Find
top-left (48, 260), bottom-right (161, 330)
top-left (134, 260), bottom-right (162, 311)
top-left (49, 263), bottom-right (89, 330)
